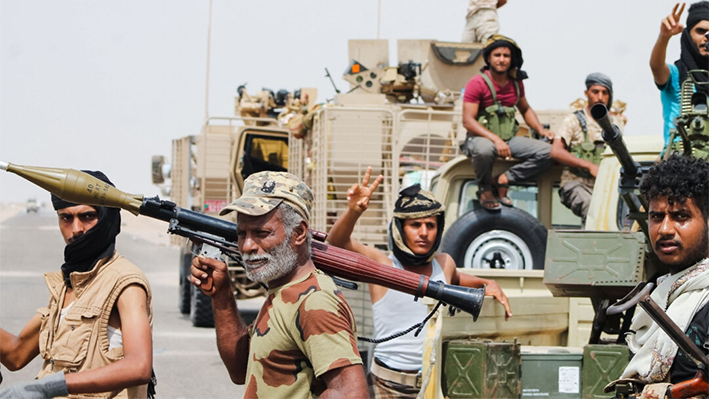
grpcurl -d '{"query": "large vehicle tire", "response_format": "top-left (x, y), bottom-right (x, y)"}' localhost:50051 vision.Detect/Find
top-left (178, 247), bottom-right (193, 315)
top-left (441, 207), bottom-right (547, 270)
top-left (190, 285), bottom-right (215, 328)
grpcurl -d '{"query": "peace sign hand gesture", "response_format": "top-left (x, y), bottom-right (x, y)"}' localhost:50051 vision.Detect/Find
top-left (346, 166), bottom-right (383, 214)
top-left (661, 3), bottom-right (685, 39)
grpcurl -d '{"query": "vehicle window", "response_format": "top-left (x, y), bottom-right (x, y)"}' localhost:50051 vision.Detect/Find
top-left (241, 135), bottom-right (288, 179)
top-left (429, 176), bottom-right (439, 194)
top-left (617, 197), bottom-right (632, 230)
top-left (459, 180), bottom-right (478, 216)
top-left (551, 185), bottom-right (582, 229)
top-left (458, 180), bottom-right (539, 217)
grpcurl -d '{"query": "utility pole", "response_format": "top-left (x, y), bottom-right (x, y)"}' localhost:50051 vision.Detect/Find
top-left (204, 0), bottom-right (213, 121)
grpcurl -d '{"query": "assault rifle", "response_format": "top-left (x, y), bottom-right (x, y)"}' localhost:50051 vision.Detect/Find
top-left (606, 283), bottom-right (709, 398)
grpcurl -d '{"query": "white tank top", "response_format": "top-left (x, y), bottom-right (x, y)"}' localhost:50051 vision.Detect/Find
top-left (371, 255), bottom-right (447, 371)
top-left (61, 302), bottom-right (123, 350)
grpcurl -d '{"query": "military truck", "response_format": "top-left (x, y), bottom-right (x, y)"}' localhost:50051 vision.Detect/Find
top-left (151, 38), bottom-right (595, 329)
top-left (421, 134), bottom-right (664, 399)
top-left (421, 70), bottom-right (709, 398)
top-left (152, 37), bottom-right (656, 398)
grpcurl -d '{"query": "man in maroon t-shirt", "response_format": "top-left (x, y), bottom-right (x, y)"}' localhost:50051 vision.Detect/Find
top-left (462, 35), bottom-right (553, 211)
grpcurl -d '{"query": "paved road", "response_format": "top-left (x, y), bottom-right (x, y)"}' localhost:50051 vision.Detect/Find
top-left (0, 208), bottom-right (245, 397)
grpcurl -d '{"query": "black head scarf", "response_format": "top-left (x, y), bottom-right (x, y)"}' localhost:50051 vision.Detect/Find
top-left (481, 34), bottom-right (528, 81)
top-left (51, 170), bottom-right (121, 288)
top-left (388, 184), bottom-right (445, 266)
top-left (677, 1), bottom-right (709, 94)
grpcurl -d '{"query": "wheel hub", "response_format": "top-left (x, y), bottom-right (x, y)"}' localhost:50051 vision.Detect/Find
top-left (463, 230), bottom-right (534, 270)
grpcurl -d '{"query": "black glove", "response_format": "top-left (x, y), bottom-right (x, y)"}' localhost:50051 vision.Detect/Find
top-left (0, 372), bottom-right (68, 399)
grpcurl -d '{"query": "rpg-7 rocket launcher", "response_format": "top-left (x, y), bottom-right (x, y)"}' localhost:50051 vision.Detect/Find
top-left (0, 161), bottom-right (484, 319)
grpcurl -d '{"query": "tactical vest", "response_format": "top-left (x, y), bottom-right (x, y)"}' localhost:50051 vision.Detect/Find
top-left (477, 73), bottom-right (520, 141)
top-left (37, 253), bottom-right (153, 399)
top-left (568, 110), bottom-right (605, 178)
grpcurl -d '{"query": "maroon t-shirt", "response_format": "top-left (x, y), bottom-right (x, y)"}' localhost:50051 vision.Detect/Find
top-left (463, 71), bottom-right (525, 109)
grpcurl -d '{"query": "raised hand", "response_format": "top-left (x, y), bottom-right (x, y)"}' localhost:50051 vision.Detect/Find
top-left (346, 166), bottom-right (383, 213)
top-left (661, 3), bottom-right (685, 38)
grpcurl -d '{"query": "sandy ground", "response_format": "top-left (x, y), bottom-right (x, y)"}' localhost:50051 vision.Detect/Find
top-left (0, 202), bottom-right (24, 223)
top-left (118, 211), bottom-right (173, 247)
top-left (0, 203), bottom-right (174, 247)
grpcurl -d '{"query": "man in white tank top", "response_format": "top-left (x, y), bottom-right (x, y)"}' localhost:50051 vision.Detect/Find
top-left (328, 167), bottom-right (512, 398)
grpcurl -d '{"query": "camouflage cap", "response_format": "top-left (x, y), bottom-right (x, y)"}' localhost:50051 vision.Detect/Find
top-left (219, 171), bottom-right (313, 221)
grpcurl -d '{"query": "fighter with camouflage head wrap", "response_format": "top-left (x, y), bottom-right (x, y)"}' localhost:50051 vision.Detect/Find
top-left (389, 184), bottom-right (445, 266)
top-left (327, 167), bottom-right (511, 399)
top-left (191, 171), bottom-right (367, 399)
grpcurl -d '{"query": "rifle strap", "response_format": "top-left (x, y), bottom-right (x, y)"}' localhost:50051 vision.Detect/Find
top-left (480, 73), bottom-right (520, 110)
top-left (574, 109), bottom-right (590, 144)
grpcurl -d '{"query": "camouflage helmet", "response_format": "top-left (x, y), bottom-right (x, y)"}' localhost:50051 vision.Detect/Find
top-left (482, 34), bottom-right (526, 80)
top-left (219, 171), bottom-right (313, 222)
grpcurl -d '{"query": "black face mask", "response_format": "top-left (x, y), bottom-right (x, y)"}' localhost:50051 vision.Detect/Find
top-left (59, 206), bottom-right (121, 288)
top-left (50, 170), bottom-right (121, 287)
top-left (677, 3), bottom-right (709, 95)
top-left (676, 28), bottom-right (709, 95)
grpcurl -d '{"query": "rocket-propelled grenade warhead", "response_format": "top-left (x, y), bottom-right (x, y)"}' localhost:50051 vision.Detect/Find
top-left (1, 161), bottom-right (486, 317)
top-left (0, 162), bottom-right (144, 215)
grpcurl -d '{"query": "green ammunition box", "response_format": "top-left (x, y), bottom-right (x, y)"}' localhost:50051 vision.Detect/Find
top-left (442, 338), bottom-right (521, 399)
top-left (543, 231), bottom-right (645, 298)
top-left (582, 344), bottom-right (629, 399)
top-left (521, 347), bottom-right (583, 399)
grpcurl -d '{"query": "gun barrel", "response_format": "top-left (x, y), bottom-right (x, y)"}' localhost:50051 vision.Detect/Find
top-left (139, 197), bottom-right (238, 242)
top-left (2, 162), bottom-right (485, 318)
top-left (590, 103), bottom-right (639, 177)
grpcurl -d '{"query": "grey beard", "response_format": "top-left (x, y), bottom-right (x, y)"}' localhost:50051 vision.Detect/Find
top-left (241, 238), bottom-right (298, 283)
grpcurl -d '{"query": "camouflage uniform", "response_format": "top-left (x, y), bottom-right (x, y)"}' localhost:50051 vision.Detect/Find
top-left (461, 0), bottom-right (500, 43)
top-left (220, 171), bottom-right (363, 398)
top-left (243, 270), bottom-right (362, 398)
top-left (556, 111), bottom-right (624, 222)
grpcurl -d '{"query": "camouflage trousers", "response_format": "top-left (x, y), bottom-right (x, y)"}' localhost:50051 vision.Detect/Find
top-left (461, 8), bottom-right (499, 43)
top-left (368, 372), bottom-right (420, 399)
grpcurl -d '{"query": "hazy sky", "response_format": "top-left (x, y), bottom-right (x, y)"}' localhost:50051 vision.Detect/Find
top-left (0, 0), bottom-right (679, 203)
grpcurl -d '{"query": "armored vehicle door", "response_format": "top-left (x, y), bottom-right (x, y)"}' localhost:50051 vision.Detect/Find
top-left (231, 127), bottom-right (289, 194)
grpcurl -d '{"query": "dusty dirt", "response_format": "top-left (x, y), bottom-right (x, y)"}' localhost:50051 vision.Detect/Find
top-left (0, 202), bottom-right (24, 222)
top-left (119, 211), bottom-right (173, 247)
